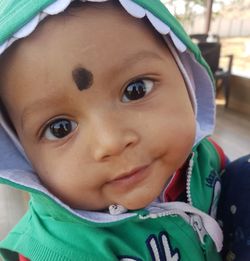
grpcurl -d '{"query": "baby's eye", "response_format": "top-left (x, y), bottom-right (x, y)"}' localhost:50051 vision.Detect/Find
top-left (121, 79), bottom-right (154, 102)
top-left (43, 119), bottom-right (77, 140)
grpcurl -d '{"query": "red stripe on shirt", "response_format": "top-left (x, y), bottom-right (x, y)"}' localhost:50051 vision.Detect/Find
top-left (208, 138), bottom-right (227, 170)
top-left (19, 254), bottom-right (29, 261)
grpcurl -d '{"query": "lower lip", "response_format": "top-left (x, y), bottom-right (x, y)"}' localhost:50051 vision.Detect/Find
top-left (108, 165), bottom-right (151, 191)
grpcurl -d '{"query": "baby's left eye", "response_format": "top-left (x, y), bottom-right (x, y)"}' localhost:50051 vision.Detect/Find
top-left (121, 79), bottom-right (154, 102)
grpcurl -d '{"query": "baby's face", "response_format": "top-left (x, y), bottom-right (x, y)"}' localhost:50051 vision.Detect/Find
top-left (0, 3), bottom-right (195, 210)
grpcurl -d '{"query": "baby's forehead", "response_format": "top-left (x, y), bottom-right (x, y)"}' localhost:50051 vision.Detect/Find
top-left (5, 2), bottom-right (161, 60)
top-left (1, 2), bottom-right (169, 73)
top-left (0, 2), bottom-right (176, 99)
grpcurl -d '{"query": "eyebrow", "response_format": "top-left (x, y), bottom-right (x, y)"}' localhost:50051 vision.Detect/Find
top-left (21, 95), bottom-right (67, 130)
top-left (120, 50), bottom-right (164, 69)
top-left (72, 67), bottom-right (93, 91)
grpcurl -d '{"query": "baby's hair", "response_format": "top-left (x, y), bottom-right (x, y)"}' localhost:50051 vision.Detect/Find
top-left (68, 1), bottom-right (84, 8)
top-left (63, 0), bottom-right (123, 19)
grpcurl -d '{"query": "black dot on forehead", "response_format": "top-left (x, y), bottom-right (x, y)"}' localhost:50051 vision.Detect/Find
top-left (72, 67), bottom-right (93, 91)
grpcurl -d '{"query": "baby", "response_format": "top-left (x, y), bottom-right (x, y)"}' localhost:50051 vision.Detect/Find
top-left (0, 0), bottom-right (225, 260)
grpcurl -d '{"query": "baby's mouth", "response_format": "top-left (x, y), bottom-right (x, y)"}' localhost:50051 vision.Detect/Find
top-left (107, 164), bottom-right (151, 190)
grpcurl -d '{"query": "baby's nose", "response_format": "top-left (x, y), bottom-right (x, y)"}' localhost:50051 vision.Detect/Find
top-left (90, 114), bottom-right (139, 161)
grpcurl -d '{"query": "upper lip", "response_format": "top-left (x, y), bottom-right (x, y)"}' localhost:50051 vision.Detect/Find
top-left (109, 164), bottom-right (150, 183)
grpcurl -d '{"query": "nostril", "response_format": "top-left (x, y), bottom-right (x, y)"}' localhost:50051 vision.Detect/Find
top-left (125, 141), bottom-right (133, 148)
top-left (101, 154), bottom-right (111, 161)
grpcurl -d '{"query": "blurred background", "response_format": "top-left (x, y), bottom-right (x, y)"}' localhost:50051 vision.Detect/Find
top-left (0, 0), bottom-right (249, 248)
top-left (162, 0), bottom-right (250, 77)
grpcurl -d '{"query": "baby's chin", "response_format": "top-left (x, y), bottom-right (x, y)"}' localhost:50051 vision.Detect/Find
top-left (114, 194), bottom-right (158, 211)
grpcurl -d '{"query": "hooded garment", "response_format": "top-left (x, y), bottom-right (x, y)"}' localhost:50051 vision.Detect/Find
top-left (0, 0), bottom-right (225, 260)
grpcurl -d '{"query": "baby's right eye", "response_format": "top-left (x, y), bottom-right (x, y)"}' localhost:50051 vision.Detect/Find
top-left (43, 119), bottom-right (77, 141)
